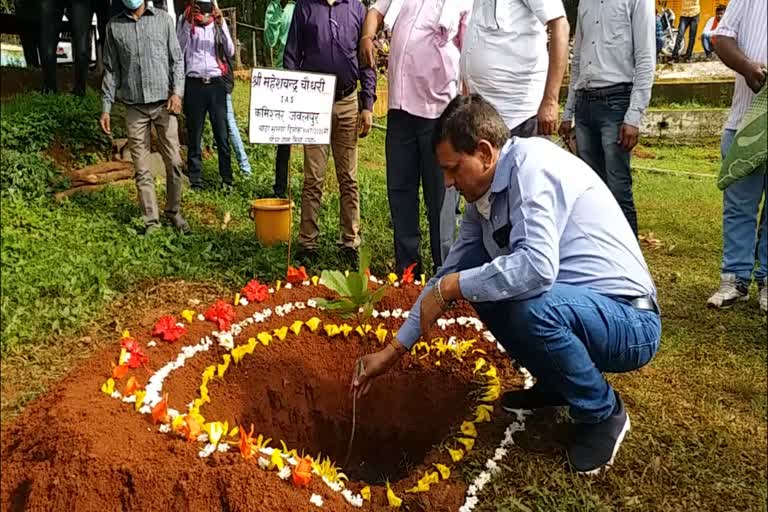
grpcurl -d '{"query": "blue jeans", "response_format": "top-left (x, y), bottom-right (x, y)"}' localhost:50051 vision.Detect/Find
top-left (720, 129), bottom-right (768, 284)
top-left (226, 93), bottom-right (251, 174)
top-left (673, 14), bottom-right (699, 60)
top-left (575, 89), bottom-right (638, 235)
top-left (473, 284), bottom-right (661, 423)
top-left (701, 33), bottom-right (714, 55)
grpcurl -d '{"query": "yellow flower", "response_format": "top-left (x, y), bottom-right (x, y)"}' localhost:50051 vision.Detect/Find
top-left (171, 414), bottom-right (186, 433)
top-left (290, 320), bottom-right (304, 336)
top-left (270, 449), bottom-right (285, 470)
top-left (474, 358), bottom-right (487, 373)
top-left (257, 332), bottom-right (272, 346)
top-left (121, 330), bottom-right (131, 339)
top-left (474, 404), bottom-right (493, 423)
top-left (412, 342), bottom-right (430, 356)
top-left (472, 348), bottom-right (487, 355)
top-left (325, 324), bottom-right (341, 337)
top-left (233, 293), bottom-right (241, 306)
top-left (231, 345), bottom-right (248, 364)
top-left (420, 274), bottom-right (426, 285)
top-left (202, 365), bottom-right (216, 385)
top-left (245, 338), bottom-right (257, 354)
top-left (481, 383), bottom-right (501, 402)
top-left (217, 354), bottom-right (231, 379)
top-left (355, 325), bottom-right (366, 337)
top-left (311, 275), bottom-right (319, 286)
top-left (386, 482), bottom-right (402, 507)
top-left (181, 309), bottom-right (195, 323)
top-left (388, 273), bottom-right (398, 284)
top-left (339, 324), bottom-right (353, 337)
top-left (448, 448), bottom-right (464, 462)
top-left (484, 366), bottom-right (498, 379)
top-left (456, 437), bottom-right (475, 451)
top-left (276, 280), bottom-right (282, 291)
top-left (273, 326), bottom-right (288, 341)
top-left (205, 421), bottom-right (228, 445)
top-left (405, 481), bottom-right (430, 494)
top-left (345, 270), bottom-right (350, 277)
top-left (460, 421), bottom-right (478, 438)
top-left (375, 324), bottom-right (388, 344)
top-left (435, 360), bottom-right (441, 367)
top-left (306, 317), bottom-right (321, 332)
top-left (134, 390), bottom-right (146, 411)
top-left (229, 426), bottom-right (239, 438)
top-left (433, 463), bottom-right (450, 480)
top-left (433, 338), bottom-right (450, 355)
top-left (361, 486), bottom-right (371, 501)
top-left (101, 378), bottom-right (115, 395)
top-left (199, 383), bottom-right (210, 404)
top-left (118, 348), bottom-right (130, 366)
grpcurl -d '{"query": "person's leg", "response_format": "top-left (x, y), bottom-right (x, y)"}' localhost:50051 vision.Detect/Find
top-left (39, 0), bottom-right (64, 93)
top-left (226, 93), bottom-right (251, 174)
top-left (574, 96), bottom-right (608, 183)
top-left (125, 104), bottom-right (161, 228)
top-left (672, 16), bottom-right (690, 58)
top-left (701, 33), bottom-right (712, 57)
top-left (274, 144), bottom-right (291, 197)
top-left (684, 14), bottom-right (699, 60)
top-left (299, 142), bottom-right (330, 251)
top-left (509, 115), bottom-right (538, 138)
top-left (69, 0), bottom-right (90, 96)
top-left (330, 93), bottom-right (361, 250)
top-left (418, 117), bottom-right (449, 272)
top-left (755, 178), bottom-right (768, 283)
top-left (151, 102), bottom-right (186, 227)
top-left (598, 91), bottom-right (637, 235)
top-left (183, 79), bottom-right (207, 189)
top-left (439, 188), bottom-right (459, 266)
top-left (209, 82), bottom-right (233, 186)
top-left (386, 110), bottom-right (423, 275)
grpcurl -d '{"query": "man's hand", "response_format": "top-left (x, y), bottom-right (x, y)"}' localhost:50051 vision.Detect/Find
top-left (537, 98), bottom-right (559, 136)
top-left (100, 112), bottom-right (111, 135)
top-left (419, 273), bottom-right (462, 337)
top-left (558, 120), bottom-right (572, 142)
top-left (186, 3), bottom-right (200, 24)
top-left (618, 123), bottom-right (640, 152)
top-left (359, 36), bottom-right (375, 69)
top-left (213, 6), bottom-right (224, 25)
top-left (166, 94), bottom-right (182, 115)
top-left (358, 109), bottom-right (373, 138)
top-left (350, 344), bottom-right (401, 398)
top-left (744, 60), bottom-right (767, 93)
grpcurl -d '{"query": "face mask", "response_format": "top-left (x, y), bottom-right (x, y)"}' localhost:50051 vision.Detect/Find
top-left (123, 0), bottom-right (143, 11)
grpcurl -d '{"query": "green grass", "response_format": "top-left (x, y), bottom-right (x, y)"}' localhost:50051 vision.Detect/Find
top-left (1, 83), bottom-right (766, 511)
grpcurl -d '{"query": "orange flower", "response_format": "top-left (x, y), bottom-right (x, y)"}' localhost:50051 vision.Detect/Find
top-left (180, 415), bottom-right (201, 443)
top-left (151, 393), bottom-right (169, 424)
top-left (124, 376), bottom-right (140, 396)
top-left (239, 423), bottom-right (256, 459)
top-left (401, 262), bottom-right (417, 284)
top-left (292, 456), bottom-right (313, 488)
top-left (111, 363), bottom-right (129, 380)
top-left (286, 266), bottom-right (308, 284)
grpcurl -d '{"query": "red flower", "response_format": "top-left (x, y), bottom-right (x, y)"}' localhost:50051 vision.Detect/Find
top-left (286, 266), bottom-right (308, 284)
top-left (121, 337), bottom-right (141, 353)
top-left (152, 316), bottom-right (187, 342)
top-left (241, 279), bottom-right (269, 302)
top-left (120, 337), bottom-right (149, 369)
top-left (204, 299), bottom-right (236, 331)
top-left (402, 262), bottom-right (417, 284)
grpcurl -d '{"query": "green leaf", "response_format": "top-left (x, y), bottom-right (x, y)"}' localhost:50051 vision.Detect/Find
top-left (321, 270), bottom-right (352, 297)
top-left (347, 273), bottom-right (365, 300)
top-left (358, 247), bottom-right (371, 277)
top-left (360, 302), bottom-right (374, 324)
top-left (369, 285), bottom-right (388, 305)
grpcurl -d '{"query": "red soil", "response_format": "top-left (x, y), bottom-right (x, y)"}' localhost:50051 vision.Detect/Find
top-left (0, 283), bottom-right (522, 511)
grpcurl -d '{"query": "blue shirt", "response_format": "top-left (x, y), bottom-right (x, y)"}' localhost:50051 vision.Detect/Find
top-left (396, 137), bottom-right (657, 349)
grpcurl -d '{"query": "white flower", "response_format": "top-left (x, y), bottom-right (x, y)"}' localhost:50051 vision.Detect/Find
top-left (268, 288), bottom-right (275, 294)
top-left (307, 299), bottom-right (317, 308)
top-left (139, 405), bottom-right (152, 414)
top-left (278, 466), bottom-right (292, 480)
top-left (168, 408), bottom-right (180, 419)
top-left (392, 308), bottom-right (403, 318)
top-left (437, 318), bottom-right (448, 329)
top-left (197, 433), bottom-right (209, 443)
top-left (231, 324), bottom-right (242, 336)
top-left (372, 310), bottom-right (379, 318)
top-left (496, 342), bottom-right (506, 354)
top-left (467, 484), bottom-right (478, 496)
top-left (122, 395), bottom-right (137, 404)
top-left (217, 332), bottom-right (234, 350)
top-left (485, 460), bottom-right (500, 474)
top-left (447, 318), bottom-right (456, 325)
top-left (159, 424), bottom-right (172, 434)
top-left (381, 310), bottom-right (391, 318)
top-left (295, 301), bottom-right (306, 309)
top-left (494, 448), bottom-right (508, 460)
top-left (110, 391), bottom-right (122, 400)
top-left (305, 280), bottom-right (313, 286)
top-left (394, 282), bottom-right (400, 287)
top-left (257, 457), bottom-right (270, 469)
top-left (275, 306), bottom-right (284, 316)
top-left (197, 313), bottom-right (205, 321)
top-left (369, 275), bottom-right (377, 282)
top-left (403, 311), bottom-right (409, 318)
top-left (285, 283), bottom-right (293, 289)
top-left (457, 317), bottom-right (469, 326)
top-left (322, 477), bottom-right (343, 492)
top-left (341, 489), bottom-right (363, 507)
top-left (198, 444), bottom-right (216, 458)
top-left (217, 443), bottom-right (231, 453)
top-left (309, 494), bottom-right (324, 507)
top-left (147, 341), bottom-right (157, 348)
top-left (239, 297), bottom-right (249, 306)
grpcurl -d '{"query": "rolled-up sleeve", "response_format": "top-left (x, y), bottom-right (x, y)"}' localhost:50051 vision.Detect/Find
top-left (713, 0), bottom-right (744, 39)
top-left (624, 0), bottom-right (655, 127)
top-left (524, 0), bottom-right (566, 25)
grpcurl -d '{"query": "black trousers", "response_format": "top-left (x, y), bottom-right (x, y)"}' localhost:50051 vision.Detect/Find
top-left (184, 77), bottom-right (232, 187)
top-left (274, 144), bottom-right (291, 197)
top-left (39, 0), bottom-right (92, 95)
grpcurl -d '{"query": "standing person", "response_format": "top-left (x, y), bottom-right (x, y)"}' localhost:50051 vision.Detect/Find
top-left (224, 58), bottom-right (252, 176)
top-left (100, 0), bottom-right (189, 235)
top-left (351, 95), bottom-right (661, 475)
top-left (283, 0), bottom-right (376, 266)
top-left (460, 0), bottom-right (569, 137)
top-left (264, 0), bottom-right (296, 198)
top-left (706, 0), bottom-right (767, 312)
top-left (700, 4), bottom-right (726, 59)
top-left (559, 0), bottom-right (655, 237)
top-left (359, 0), bottom-right (472, 275)
top-left (672, 0), bottom-right (700, 62)
top-left (177, 0), bottom-right (235, 191)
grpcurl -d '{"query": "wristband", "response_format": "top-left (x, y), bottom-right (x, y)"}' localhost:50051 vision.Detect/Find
top-left (360, 35), bottom-right (374, 41)
top-left (433, 277), bottom-right (454, 310)
top-left (390, 338), bottom-right (407, 355)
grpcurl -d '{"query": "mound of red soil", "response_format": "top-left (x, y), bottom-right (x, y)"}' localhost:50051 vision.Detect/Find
top-left (1, 282), bottom-right (522, 511)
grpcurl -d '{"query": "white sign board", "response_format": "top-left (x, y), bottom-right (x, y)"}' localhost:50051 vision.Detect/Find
top-left (248, 68), bottom-right (337, 145)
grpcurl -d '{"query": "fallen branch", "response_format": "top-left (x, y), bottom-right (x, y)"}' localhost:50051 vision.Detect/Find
top-left (67, 161), bottom-right (132, 180)
top-left (72, 168), bottom-right (135, 186)
top-left (54, 178), bottom-right (133, 201)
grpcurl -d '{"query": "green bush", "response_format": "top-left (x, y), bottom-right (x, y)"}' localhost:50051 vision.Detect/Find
top-left (0, 150), bottom-right (67, 200)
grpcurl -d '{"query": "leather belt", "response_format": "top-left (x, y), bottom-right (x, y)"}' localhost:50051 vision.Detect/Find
top-left (334, 84), bottom-right (356, 102)
top-left (614, 295), bottom-right (659, 314)
top-left (578, 82), bottom-right (633, 99)
top-left (186, 76), bottom-right (223, 85)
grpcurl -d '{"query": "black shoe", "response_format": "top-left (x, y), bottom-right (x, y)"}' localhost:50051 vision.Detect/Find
top-left (166, 214), bottom-right (191, 234)
top-left (190, 184), bottom-right (205, 192)
top-left (501, 385), bottom-right (568, 412)
top-left (566, 392), bottom-right (631, 475)
top-left (340, 247), bottom-right (359, 269)
top-left (295, 246), bottom-right (318, 265)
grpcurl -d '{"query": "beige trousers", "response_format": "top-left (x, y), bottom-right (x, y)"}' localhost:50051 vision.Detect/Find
top-left (299, 93), bottom-right (360, 250)
top-left (125, 102), bottom-right (184, 227)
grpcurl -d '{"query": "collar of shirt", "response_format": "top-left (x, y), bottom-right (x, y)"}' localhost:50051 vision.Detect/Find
top-left (489, 139), bottom-right (516, 195)
top-left (120, 4), bottom-right (156, 19)
top-left (474, 185), bottom-right (493, 220)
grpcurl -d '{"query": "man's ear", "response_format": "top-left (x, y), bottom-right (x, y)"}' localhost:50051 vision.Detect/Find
top-left (478, 140), bottom-right (495, 171)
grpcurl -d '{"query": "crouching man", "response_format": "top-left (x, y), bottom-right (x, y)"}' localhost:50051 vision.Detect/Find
top-left (352, 95), bottom-right (662, 474)
top-left (100, 0), bottom-right (189, 235)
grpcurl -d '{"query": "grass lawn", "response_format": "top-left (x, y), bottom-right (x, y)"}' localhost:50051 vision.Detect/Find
top-left (1, 83), bottom-right (766, 510)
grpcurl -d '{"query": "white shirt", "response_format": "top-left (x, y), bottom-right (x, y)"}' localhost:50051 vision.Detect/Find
top-left (701, 16), bottom-right (717, 36)
top-left (460, 0), bottom-right (566, 130)
top-left (562, 0), bottom-right (656, 128)
top-left (714, 0), bottom-right (767, 130)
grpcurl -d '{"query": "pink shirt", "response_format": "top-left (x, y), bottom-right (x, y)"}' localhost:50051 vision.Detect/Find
top-left (373, 0), bottom-right (470, 119)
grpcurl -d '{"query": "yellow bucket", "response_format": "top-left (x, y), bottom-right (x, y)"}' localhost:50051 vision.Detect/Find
top-left (249, 198), bottom-right (294, 246)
